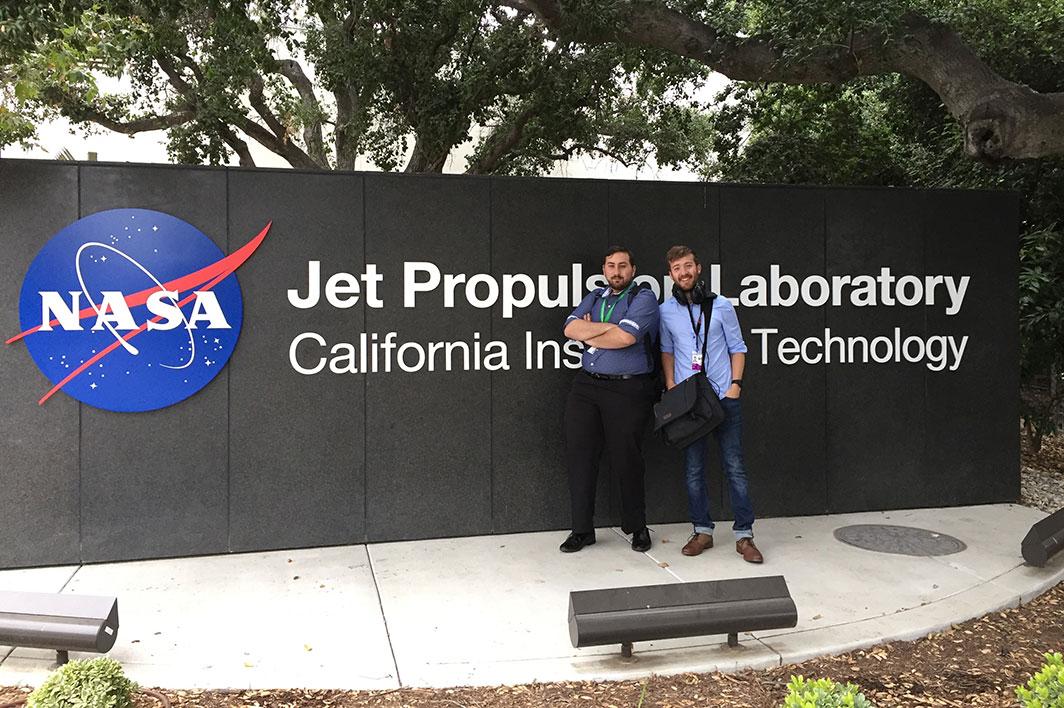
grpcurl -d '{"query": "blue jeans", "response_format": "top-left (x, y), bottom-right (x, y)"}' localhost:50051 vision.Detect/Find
top-left (683, 397), bottom-right (755, 540)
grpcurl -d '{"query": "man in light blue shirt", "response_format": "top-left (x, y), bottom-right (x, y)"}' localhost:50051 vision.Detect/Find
top-left (659, 245), bottom-right (763, 563)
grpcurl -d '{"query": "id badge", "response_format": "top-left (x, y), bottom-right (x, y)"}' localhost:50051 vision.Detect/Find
top-left (691, 352), bottom-right (703, 372)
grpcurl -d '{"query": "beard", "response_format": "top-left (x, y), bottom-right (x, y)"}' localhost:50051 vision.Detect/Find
top-left (676, 275), bottom-right (696, 290)
top-left (609, 274), bottom-right (633, 291)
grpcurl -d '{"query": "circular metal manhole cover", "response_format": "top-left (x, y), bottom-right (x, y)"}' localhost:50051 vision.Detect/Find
top-left (833, 524), bottom-right (967, 556)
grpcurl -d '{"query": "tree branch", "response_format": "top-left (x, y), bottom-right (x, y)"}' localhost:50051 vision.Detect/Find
top-left (519, 1), bottom-right (1064, 160)
top-left (549, 142), bottom-right (636, 167)
top-left (154, 54), bottom-right (196, 95)
top-left (216, 123), bottom-right (256, 167)
top-left (274, 58), bottom-right (329, 167)
top-left (404, 134), bottom-right (449, 172)
top-left (78, 107), bottom-right (195, 134)
top-left (156, 51), bottom-right (322, 169)
top-left (316, 6), bottom-right (366, 170)
top-left (249, 76), bottom-right (289, 140)
top-left (466, 104), bottom-right (538, 174)
top-left (232, 113), bottom-right (321, 169)
top-left (333, 86), bottom-right (358, 171)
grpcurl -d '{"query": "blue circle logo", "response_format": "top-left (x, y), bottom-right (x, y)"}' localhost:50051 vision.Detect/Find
top-left (12, 209), bottom-right (267, 412)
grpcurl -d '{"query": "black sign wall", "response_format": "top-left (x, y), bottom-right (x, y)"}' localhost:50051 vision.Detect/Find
top-left (0, 160), bottom-right (1020, 568)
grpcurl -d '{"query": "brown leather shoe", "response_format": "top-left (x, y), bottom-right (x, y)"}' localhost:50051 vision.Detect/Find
top-left (681, 533), bottom-right (713, 556)
top-left (736, 538), bottom-right (764, 563)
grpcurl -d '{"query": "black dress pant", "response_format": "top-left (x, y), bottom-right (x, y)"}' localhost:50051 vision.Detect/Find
top-left (564, 371), bottom-right (655, 535)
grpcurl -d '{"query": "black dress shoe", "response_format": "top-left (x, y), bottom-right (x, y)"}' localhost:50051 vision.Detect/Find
top-left (559, 532), bottom-right (596, 553)
top-left (631, 527), bottom-right (652, 552)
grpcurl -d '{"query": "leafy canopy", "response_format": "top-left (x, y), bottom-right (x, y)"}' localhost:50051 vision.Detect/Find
top-left (1, 0), bottom-right (714, 173)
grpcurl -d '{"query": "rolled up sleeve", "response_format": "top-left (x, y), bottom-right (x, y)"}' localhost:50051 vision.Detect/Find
top-left (719, 299), bottom-right (748, 354)
top-left (617, 290), bottom-right (659, 339)
top-left (659, 303), bottom-right (674, 354)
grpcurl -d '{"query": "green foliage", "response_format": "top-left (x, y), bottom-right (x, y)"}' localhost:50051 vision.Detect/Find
top-left (26, 658), bottom-right (138, 708)
top-left (782, 675), bottom-right (875, 708)
top-left (2, 0), bottom-right (1061, 182)
top-left (0, 97), bottom-right (37, 147)
top-left (0, 0), bottom-right (712, 173)
top-left (1017, 652), bottom-right (1064, 707)
top-left (1020, 227), bottom-right (1064, 438)
top-left (0, 2), bottom-right (153, 149)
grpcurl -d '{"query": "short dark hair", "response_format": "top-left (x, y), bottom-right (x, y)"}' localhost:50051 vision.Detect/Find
top-left (666, 245), bottom-right (699, 266)
top-left (603, 245), bottom-right (635, 266)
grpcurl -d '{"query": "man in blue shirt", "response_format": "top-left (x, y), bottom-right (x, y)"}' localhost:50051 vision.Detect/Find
top-left (559, 246), bottom-right (660, 554)
top-left (660, 245), bottom-right (764, 563)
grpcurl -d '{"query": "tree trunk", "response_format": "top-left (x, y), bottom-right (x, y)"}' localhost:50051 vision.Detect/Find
top-left (404, 135), bottom-right (450, 173)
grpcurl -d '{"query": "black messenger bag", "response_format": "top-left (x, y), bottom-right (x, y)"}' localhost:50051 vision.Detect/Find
top-left (652, 300), bottom-right (725, 448)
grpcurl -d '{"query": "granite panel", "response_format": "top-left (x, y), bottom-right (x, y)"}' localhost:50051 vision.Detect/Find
top-left (718, 185), bottom-right (828, 521)
top-left (364, 174), bottom-right (492, 541)
top-left (228, 170), bottom-right (366, 551)
top-left (923, 190), bottom-right (1020, 505)
top-left (489, 177), bottom-right (610, 534)
top-left (825, 189), bottom-right (928, 512)
top-left (0, 161), bottom-right (81, 568)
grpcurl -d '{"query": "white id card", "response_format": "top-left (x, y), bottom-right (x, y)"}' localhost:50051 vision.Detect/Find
top-left (691, 352), bottom-right (703, 371)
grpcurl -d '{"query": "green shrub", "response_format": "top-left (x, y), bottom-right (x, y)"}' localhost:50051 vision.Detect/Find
top-left (782, 675), bottom-right (875, 708)
top-left (26, 657), bottom-right (138, 708)
top-left (1017, 652), bottom-right (1064, 707)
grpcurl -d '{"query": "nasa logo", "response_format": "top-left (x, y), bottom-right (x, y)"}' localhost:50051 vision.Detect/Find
top-left (9, 208), bottom-right (270, 412)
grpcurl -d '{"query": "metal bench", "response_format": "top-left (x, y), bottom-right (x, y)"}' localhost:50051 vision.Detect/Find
top-left (1022, 508), bottom-right (1064, 567)
top-left (0, 591), bottom-right (119, 665)
top-left (568, 575), bottom-right (797, 657)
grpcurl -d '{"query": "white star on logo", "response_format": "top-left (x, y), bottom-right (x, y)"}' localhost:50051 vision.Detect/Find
top-left (100, 256), bottom-right (107, 262)
top-left (89, 383), bottom-right (97, 390)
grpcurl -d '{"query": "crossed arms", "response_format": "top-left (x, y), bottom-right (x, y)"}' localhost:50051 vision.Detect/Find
top-left (563, 313), bottom-right (637, 349)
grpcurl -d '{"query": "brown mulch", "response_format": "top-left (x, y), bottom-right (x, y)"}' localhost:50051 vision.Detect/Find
top-left (3, 435), bottom-right (1062, 708)
top-left (1022, 429), bottom-right (1064, 478)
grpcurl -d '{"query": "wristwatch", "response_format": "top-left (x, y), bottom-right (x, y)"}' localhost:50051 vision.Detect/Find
top-left (731, 379), bottom-right (743, 389)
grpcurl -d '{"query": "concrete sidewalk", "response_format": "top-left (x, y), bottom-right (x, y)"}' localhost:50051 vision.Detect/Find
top-left (2, 503), bottom-right (1062, 690)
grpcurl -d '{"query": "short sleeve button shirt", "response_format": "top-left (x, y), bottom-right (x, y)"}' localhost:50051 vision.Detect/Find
top-left (565, 286), bottom-right (660, 375)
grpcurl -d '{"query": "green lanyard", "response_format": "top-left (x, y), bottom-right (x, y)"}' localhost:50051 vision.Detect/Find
top-left (599, 283), bottom-right (634, 322)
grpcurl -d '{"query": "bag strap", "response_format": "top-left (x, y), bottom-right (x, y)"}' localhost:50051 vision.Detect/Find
top-left (699, 296), bottom-right (720, 396)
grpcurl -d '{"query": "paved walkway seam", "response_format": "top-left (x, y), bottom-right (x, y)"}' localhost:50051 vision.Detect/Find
top-left (57, 566), bottom-right (81, 594)
top-left (753, 637), bottom-right (782, 667)
top-left (364, 546), bottom-right (402, 688)
top-left (612, 527), bottom-right (686, 583)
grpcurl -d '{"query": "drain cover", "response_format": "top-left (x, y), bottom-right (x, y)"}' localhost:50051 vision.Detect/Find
top-left (833, 524), bottom-right (967, 556)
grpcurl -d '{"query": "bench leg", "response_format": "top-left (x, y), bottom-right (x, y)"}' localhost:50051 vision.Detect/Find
top-left (56, 650), bottom-right (69, 666)
top-left (620, 642), bottom-right (633, 658)
top-left (727, 633), bottom-right (739, 648)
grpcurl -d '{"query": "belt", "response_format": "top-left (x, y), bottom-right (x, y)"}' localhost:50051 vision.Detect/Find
top-left (584, 371), bottom-right (650, 381)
